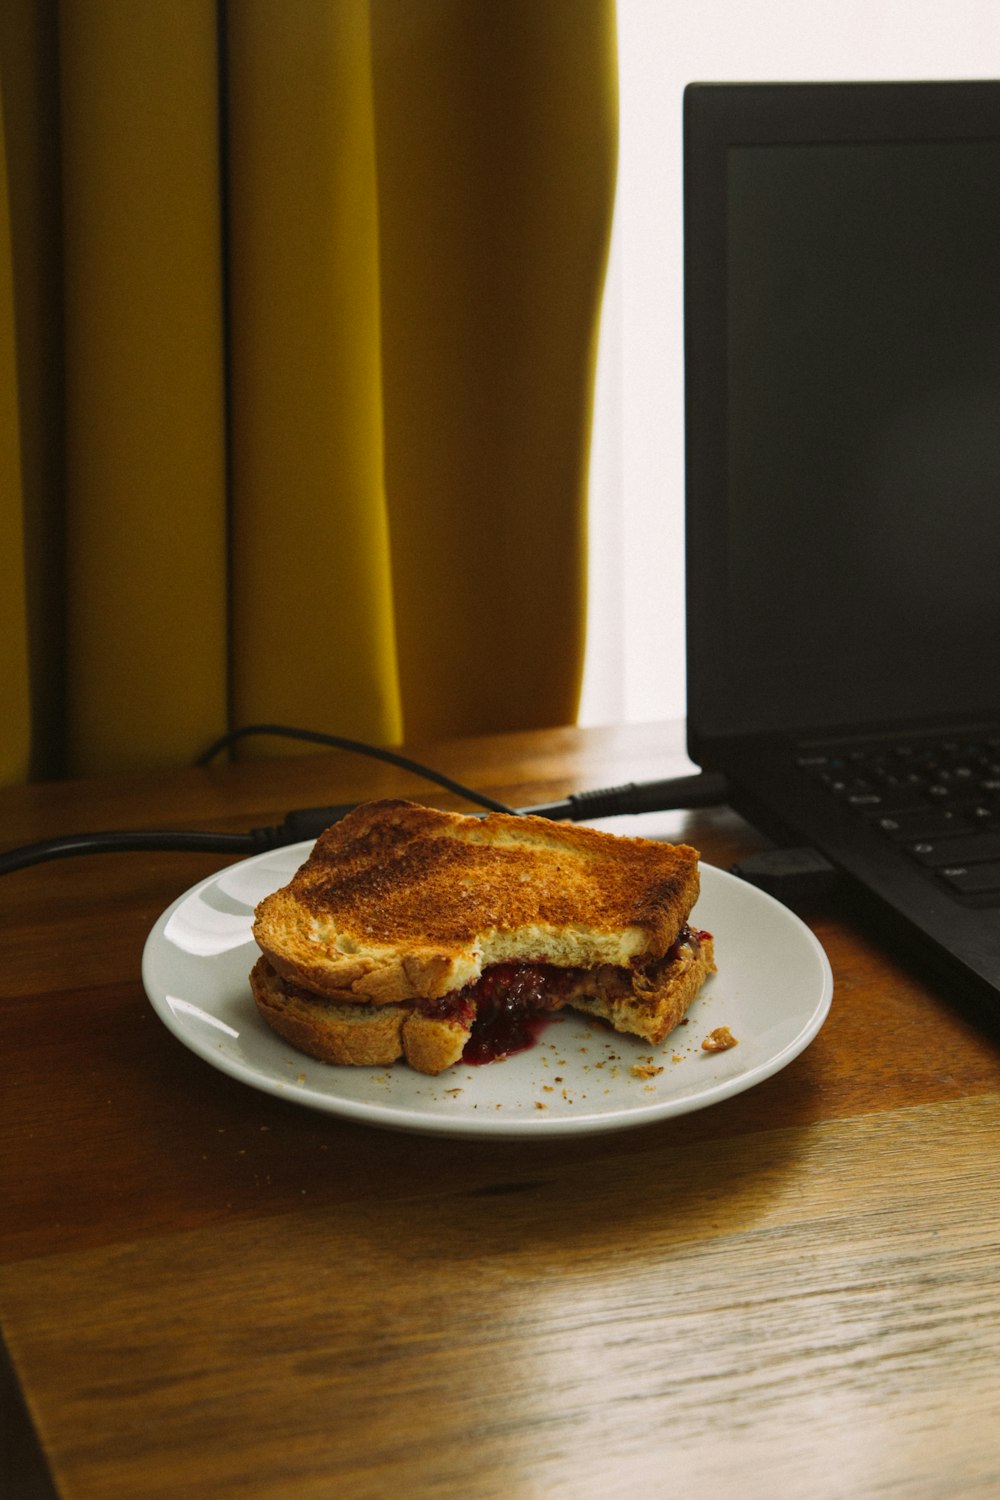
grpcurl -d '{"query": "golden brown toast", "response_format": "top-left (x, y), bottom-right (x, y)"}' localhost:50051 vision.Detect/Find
top-left (253, 798), bottom-right (702, 1005)
top-left (249, 800), bottom-right (715, 1075)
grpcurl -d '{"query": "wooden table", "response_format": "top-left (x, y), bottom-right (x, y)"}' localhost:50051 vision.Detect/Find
top-left (2, 722), bottom-right (999, 1499)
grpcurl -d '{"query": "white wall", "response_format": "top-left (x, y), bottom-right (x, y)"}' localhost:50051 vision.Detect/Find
top-left (579, 0), bottom-right (1000, 729)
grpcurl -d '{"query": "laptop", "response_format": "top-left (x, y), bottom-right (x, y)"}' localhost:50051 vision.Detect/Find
top-left (683, 79), bottom-right (1000, 1006)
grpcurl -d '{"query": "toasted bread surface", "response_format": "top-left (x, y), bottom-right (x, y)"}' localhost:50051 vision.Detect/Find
top-left (253, 799), bottom-right (701, 1004)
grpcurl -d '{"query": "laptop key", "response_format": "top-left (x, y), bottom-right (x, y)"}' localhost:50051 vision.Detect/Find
top-left (906, 833), bottom-right (1000, 867)
top-left (853, 786), bottom-right (931, 812)
top-left (872, 808), bottom-right (965, 841)
top-left (939, 862), bottom-right (1000, 896)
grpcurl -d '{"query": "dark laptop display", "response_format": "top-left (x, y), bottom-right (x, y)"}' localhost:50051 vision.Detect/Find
top-left (683, 80), bottom-right (1000, 1003)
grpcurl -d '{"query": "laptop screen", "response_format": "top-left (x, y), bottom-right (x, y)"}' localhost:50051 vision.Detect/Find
top-left (684, 83), bottom-right (1000, 752)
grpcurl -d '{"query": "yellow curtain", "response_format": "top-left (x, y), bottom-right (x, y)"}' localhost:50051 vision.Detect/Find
top-left (1, 0), bottom-right (62, 784)
top-left (0, 0), bottom-right (617, 784)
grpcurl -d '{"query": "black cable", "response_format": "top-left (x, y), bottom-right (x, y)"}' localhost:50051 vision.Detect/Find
top-left (195, 722), bottom-right (518, 815)
top-left (0, 829), bottom-right (258, 876)
top-left (0, 771), bottom-right (730, 876)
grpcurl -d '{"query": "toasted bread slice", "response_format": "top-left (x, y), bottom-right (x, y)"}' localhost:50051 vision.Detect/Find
top-left (253, 799), bottom-right (702, 1006)
top-left (249, 957), bottom-right (471, 1074)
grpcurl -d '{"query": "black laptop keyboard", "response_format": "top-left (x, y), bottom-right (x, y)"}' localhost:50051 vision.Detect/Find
top-left (796, 732), bottom-right (1000, 904)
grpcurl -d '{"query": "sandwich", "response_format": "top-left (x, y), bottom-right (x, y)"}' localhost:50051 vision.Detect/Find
top-left (250, 798), bottom-right (715, 1075)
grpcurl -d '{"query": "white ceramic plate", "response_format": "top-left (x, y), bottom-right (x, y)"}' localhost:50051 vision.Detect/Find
top-left (142, 842), bottom-right (833, 1138)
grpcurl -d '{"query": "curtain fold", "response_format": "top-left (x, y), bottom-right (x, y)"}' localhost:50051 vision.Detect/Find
top-left (0, 72), bottom-right (31, 784)
top-left (372, 0), bottom-right (617, 739)
top-left (59, 0), bottom-right (229, 776)
top-left (1, 0), bottom-right (64, 783)
top-left (226, 0), bottom-right (402, 747)
top-left (0, 0), bottom-right (617, 784)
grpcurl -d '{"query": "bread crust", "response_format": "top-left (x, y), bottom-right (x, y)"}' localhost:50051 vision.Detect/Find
top-left (253, 799), bottom-right (702, 1005)
top-left (569, 933), bottom-right (716, 1045)
top-left (249, 958), bottom-right (408, 1066)
top-left (249, 957), bottom-right (472, 1073)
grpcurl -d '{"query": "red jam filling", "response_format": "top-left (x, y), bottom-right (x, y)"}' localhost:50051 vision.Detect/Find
top-left (419, 961), bottom-right (576, 1065)
top-left (427, 928), bottom-right (709, 1067)
top-left (458, 962), bottom-right (575, 1065)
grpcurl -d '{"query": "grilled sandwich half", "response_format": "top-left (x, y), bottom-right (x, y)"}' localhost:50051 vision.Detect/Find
top-left (251, 799), bottom-right (715, 1075)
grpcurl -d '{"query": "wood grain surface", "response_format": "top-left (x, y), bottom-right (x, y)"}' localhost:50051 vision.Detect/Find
top-left (2, 723), bottom-right (999, 1499)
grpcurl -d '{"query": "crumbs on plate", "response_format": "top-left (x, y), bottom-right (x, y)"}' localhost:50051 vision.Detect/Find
top-left (630, 1062), bottom-right (664, 1080)
top-left (702, 1026), bottom-right (738, 1052)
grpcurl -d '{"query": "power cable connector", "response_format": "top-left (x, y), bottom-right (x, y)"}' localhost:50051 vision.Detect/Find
top-left (525, 771), bottom-right (730, 821)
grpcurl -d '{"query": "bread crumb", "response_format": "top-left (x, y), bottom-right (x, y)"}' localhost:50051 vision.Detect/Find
top-left (630, 1063), bottom-right (664, 1080)
top-left (702, 1026), bottom-right (738, 1052)
top-left (535, 1100), bottom-right (547, 1110)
